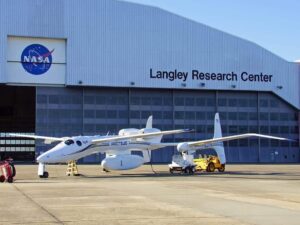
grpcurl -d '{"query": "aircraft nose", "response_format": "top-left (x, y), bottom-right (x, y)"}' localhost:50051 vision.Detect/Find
top-left (37, 152), bottom-right (48, 163)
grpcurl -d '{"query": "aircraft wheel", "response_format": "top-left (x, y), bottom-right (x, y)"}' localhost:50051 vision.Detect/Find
top-left (188, 167), bottom-right (194, 174)
top-left (169, 168), bottom-right (174, 174)
top-left (39, 171), bottom-right (49, 178)
top-left (7, 176), bottom-right (13, 183)
top-left (207, 163), bottom-right (215, 172)
top-left (0, 175), bottom-right (5, 182)
top-left (218, 164), bottom-right (225, 172)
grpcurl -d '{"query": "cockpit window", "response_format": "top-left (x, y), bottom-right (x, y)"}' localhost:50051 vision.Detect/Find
top-left (76, 140), bottom-right (82, 146)
top-left (64, 139), bottom-right (74, 145)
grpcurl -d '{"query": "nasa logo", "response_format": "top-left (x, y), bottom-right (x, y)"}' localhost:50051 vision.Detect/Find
top-left (21, 44), bottom-right (55, 75)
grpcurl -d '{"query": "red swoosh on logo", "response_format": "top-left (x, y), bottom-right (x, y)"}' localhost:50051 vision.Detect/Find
top-left (41, 49), bottom-right (55, 58)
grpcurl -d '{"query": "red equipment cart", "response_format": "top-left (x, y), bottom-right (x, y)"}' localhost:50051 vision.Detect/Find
top-left (0, 159), bottom-right (16, 183)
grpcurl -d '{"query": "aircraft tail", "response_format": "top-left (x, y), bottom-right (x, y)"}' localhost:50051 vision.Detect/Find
top-left (212, 113), bottom-right (226, 164)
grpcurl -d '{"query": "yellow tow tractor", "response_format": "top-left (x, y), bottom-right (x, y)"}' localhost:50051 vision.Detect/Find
top-left (193, 155), bottom-right (225, 173)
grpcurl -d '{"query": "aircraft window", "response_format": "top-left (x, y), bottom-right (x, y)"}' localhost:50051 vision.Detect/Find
top-left (76, 140), bottom-right (82, 146)
top-left (65, 139), bottom-right (74, 145)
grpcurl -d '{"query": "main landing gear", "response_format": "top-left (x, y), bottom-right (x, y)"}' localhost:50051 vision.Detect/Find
top-left (38, 163), bottom-right (49, 178)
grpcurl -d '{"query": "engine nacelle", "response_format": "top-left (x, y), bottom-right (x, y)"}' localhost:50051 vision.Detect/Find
top-left (118, 128), bottom-right (140, 136)
top-left (101, 154), bottom-right (144, 170)
top-left (177, 142), bottom-right (190, 153)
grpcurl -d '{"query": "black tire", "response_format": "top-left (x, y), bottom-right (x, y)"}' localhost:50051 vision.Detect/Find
top-left (207, 162), bottom-right (215, 172)
top-left (0, 175), bottom-right (5, 182)
top-left (169, 168), bottom-right (174, 174)
top-left (218, 164), bottom-right (225, 172)
top-left (9, 163), bottom-right (16, 177)
top-left (39, 171), bottom-right (49, 178)
top-left (7, 176), bottom-right (13, 183)
top-left (188, 167), bottom-right (194, 174)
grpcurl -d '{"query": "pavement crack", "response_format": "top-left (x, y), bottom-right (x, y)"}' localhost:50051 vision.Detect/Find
top-left (13, 184), bottom-right (64, 225)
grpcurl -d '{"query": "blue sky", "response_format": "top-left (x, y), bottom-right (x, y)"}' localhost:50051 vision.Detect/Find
top-left (121, 0), bottom-right (300, 62)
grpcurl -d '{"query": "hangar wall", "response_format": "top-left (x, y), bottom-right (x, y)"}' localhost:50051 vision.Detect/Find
top-left (0, 0), bottom-right (299, 108)
top-left (36, 87), bottom-right (299, 163)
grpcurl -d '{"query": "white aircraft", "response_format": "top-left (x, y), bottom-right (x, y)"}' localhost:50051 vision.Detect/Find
top-left (10, 113), bottom-right (290, 178)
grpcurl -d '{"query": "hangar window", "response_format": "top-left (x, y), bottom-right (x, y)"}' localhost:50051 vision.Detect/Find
top-left (37, 95), bottom-right (47, 104)
top-left (259, 99), bottom-right (268, 107)
top-left (280, 141), bottom-right (289, 147)
top-left (280, 126), bottom-right (289, 133)
top-left (196, 112), bottom-right (206, 120)
top-left (196, 98), bottom-right (205, 106)
top-left (60, 96), bottom-right (72, 104)
top-left (84, 110), bottom-right (95, 118)
top-left (207, 125), bottom-right (213, 133)
top-left (280, 113), bottom-right (289, 121)
top-left (260, 126), bottom-right (269, 133)
top-left (270, 126), bottom-right (279, 134)
top-left (185, 112), bottom-right (195, 120)
top-left (84, 124), bottom-right (95, 132)
top-left (270, 113), bottom-right (279, 121)
top-left (238, 99), bottom-right (248, 107)
top-left (185, 98), bottom-right (194, 106)
top-left (238, 112), bottom-right (248, 120)
top-left (175, 111), bottom-right (184, 119)
top-left (228, 99), bottom-right (237, 107)
top-left (152, 97), bottom-right (162, 105)
top-left (118, 110), bottom-right (128, 119)
top-left (130, 111), bottom-right (140, 119)
top-left (290, 113), bottom-right (298, 121)
top-left (270, 99), bottom-right (279, 108)
top-left (163, 111), bottom-right (173, 119)
top-left (107, 96), bottom-right (118, 105)
top-left (107, 110), bottom-right (117, 119)
top-left (118, 96), bottom-right (128, 105)
top-left (249, 112), bottom-right (258, 120)
top-left (249, 99), bottom-right (257, 107)
top-left (219, 112), bottom-right (227, 120)
top-left (163, 97), bottom-right (173, 106)
top-left (175, 97), bottom-right (184, 106)
top-left (196, 125), bottom-right (205, 133)
top-left (206, 112), bottom-right (214, 120)
top-left (130, 97), bottom-right (140, 105)
top-left (290, 126), bottom-right (298, 134)
top-left (141, 97), bottom-right (151, 105)
top-left (206, 99), bottom-right (215, 107)
top-left (260, 113), bottom-right (269, 121)
top-left (96, 96), bottom-right (106, 105)
top-left (153, 111), bottom-right (162, 119)
top-left (72, 96), bottom-right (82, 104)
top-left (84, 96), bottom-right (95, 104)
top-left (239, 126), bottom-right (248, 133)
top-left (96, 110), bottom-right (106, 118)
top-left (218, 99), bottom-right (226, 107)
top-left (228, 112), bottom-right (237, 120)
top-left (49, 95), bottom-right (59, 104)
top-left (229, 125), bottom-right (238, 133)
top-left (221, 125), bottom-right (227, 133)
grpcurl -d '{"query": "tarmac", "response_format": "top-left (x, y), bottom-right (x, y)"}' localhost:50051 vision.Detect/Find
top-left (1, 164), bottom-right (300, 225)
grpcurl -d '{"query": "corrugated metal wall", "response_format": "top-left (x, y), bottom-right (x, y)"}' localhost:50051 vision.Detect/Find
top-left (0, 0), bottom-right (299, 109)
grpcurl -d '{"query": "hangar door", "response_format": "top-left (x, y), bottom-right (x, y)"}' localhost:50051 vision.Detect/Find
top-left (0, 86), bottom-right (35, 161)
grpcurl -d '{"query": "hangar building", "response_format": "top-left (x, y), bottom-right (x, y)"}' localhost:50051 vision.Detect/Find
top-left (0, 0), bottom-right (299, 163)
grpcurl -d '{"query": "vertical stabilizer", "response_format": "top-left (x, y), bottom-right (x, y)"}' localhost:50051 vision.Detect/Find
top-left (213, 113), bottom-right (226, 164)
top-left (146, 115), bottom-right (153, 129)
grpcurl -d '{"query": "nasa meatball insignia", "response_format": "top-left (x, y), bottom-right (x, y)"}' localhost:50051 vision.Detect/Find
top-left (150, 69), bottom-right (188, 81)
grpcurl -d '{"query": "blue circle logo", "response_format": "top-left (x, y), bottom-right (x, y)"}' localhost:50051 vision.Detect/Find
top-left (21, 44), bottom-right (54, 75)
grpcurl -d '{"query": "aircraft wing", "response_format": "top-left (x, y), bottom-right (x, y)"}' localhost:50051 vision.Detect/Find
top-left (8, 133), bottom-right (66, 144)
top-left (187, 133), bottom-right (292, 147)
top-left (150, 133), bottom-right (291, 148)
top-left (91, 129), bottom-right (191, 144)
